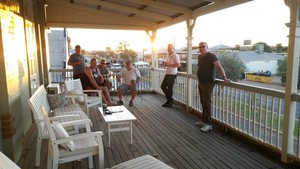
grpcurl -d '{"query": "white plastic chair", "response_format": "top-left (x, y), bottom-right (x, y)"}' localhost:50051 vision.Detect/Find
top-left (27, 85), bottom-right (90, 167)
top-left (41, 106), bottom-right (104, 169)
top-left (64, 79), bottom-right (102, 116)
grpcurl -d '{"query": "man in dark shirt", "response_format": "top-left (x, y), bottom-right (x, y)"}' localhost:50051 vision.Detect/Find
top-left (196, 42), bottom-right (230, 132)
top-left (68, 45), bottom-right (87, 79)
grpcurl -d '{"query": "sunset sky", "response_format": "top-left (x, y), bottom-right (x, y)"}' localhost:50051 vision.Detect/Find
top-left (67, 0), bottom-right (290, 51)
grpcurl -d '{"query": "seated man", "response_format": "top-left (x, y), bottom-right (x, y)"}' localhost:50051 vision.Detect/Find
top-left (116, 60), bottom-right (141, 106)
top-left (97, 59), bottom-right (113, 90)
top-left (80, 58), bottom-right (115, 106)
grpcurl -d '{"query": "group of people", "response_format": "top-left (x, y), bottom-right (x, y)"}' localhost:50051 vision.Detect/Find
top-left (68, 42), bottom-right (230, 133)
top-left (67, 45), bottom-right (141, 107)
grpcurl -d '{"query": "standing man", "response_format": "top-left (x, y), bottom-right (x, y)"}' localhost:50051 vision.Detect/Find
top-left (160, 44), bottom-right (181, 107)
top-left (196, 42), bottom-right (230, 132)
top-left (68, 45), bottom-right (87, 79)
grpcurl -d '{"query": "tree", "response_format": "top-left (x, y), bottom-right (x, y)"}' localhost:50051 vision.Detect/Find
top-left (277, 56), bottom-right (300, 87)
top-left (116, 41), bottom-right (137, 62)
top-left (217, 51), bottom-right (247, 82)
top-left (276, 43), bottom-right (283, 53)
top-left (119, 49), bottom-right (137, 62)
top-left (277, 56), bottom-right (287, 77)
top-left (234, 44), bottom-right (240, 50)
top-left (252, 42), bottom-right (272, 53)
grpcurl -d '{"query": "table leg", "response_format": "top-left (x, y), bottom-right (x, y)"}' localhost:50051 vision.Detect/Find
top-left (108, 124), bottom-right (111, 147)
top-left (130, 121), bottom-right (133, 145)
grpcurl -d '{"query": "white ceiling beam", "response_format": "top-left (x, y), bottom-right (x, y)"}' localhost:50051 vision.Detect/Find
top-left (192, 0), bottom-right (252, 18)
top-left (127, 0), bottom-right (192, 14)
top-left (80, 0), bottom-right (172, 21)
top-left (47, 0), bottom-right (157, 27)
top-left (46, 22), bottom-right (152, 30)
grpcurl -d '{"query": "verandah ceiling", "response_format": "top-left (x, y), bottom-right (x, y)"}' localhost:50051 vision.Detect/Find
top-left (45, 0), bottom-right (253, 31)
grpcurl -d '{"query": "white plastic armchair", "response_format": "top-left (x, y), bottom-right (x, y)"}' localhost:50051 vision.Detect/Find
top-left (64, 79), bottom-right (102, 116)
top-left (27, 85), bottom-right (91, 167)
top-left (41, 106), bottom-right (104, 169)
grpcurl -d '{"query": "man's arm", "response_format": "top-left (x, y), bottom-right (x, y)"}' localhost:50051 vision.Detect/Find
top-left (213, 61), bottom-right (230, 82)
top-left (166, 54), bottom-right (181, 67)
top-left (68, 56), bottom-right (82, 66)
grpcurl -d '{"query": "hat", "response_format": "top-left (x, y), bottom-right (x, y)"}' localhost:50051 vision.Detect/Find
top-left (125, 60), bottom-right (132, 64)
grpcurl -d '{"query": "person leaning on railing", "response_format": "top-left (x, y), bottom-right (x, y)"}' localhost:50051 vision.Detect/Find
top-left (195, 41), bottom-right (231, 133)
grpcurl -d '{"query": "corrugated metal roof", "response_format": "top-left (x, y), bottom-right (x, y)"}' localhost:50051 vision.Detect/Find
top-left (238, 51), bottom-right (286, 62)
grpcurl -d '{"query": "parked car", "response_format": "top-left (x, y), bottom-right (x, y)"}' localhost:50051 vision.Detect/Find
top-left (111, 63), bottom-right (122, 68)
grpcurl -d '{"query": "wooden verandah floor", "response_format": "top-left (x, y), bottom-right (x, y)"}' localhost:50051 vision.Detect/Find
top-left (17, 93), bottom-right (299, 169)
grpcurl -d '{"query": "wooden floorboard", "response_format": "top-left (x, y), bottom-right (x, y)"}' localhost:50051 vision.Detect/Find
top-left (17, 93), bottom-right (300, 169)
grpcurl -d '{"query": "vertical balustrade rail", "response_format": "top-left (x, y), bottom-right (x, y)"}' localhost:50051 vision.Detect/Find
top-left (48, 68), bottom-right (300, 162)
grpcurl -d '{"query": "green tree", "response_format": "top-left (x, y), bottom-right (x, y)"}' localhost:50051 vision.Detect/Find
top-left (117, 41), bottom-right (137, 62)
top-left (276, 43), bottom-right (283, 53)
top-left (252, 42), bottom-right (272, 53)
top-left (277, 56), bottom-right (287, 77)
top-left (234, 44), bottom-right (240, 50)
top-left (217, 51), bottom-right (246, 82)
top-left (277, 56), bottom-right (300, 87)
top-left (119, 49), bottom-right (137, 62)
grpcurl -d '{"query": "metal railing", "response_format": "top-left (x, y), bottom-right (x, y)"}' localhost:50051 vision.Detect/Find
top-left (49, 68), bottom-right (300, 162)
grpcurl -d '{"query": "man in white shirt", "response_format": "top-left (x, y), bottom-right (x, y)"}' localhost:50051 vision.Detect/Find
top-left (116, 60), bottom-right (141, 106)
top-left (161, 44), bottom-right (181, 107)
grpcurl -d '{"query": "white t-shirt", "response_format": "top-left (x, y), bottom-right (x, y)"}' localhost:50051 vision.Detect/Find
top-left (166, 52), bottom-right (180, 75)
top-left (118, 67), bottom-right (141, 85)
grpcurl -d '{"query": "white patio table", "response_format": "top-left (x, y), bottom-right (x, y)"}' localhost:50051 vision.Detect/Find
top-left (99, 106), bottom-right (137, 147)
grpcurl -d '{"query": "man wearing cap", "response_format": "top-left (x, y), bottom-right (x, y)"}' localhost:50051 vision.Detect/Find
top-left (68, 45), bottom-right (87, 79)
top-left (116, 60), bottom-right (141, 106)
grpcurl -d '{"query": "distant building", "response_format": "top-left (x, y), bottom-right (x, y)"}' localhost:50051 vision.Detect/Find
top-left (238, 51), bottom-right (285, 75)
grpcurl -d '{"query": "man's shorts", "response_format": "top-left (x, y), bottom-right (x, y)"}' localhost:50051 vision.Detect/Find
top-left (118, 84), bottom-right (137, 93)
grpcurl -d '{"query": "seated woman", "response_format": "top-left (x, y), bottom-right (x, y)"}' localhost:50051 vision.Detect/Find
top-left (80, 58), bottom-right (115, 106)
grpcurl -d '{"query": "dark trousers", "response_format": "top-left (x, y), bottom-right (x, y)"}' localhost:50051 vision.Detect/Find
top-left (198, 82), bottom-right (215, 125)
top-left (161, 74), bottom-right (177, 102)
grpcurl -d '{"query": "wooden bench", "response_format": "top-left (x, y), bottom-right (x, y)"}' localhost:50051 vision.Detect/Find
top-left (28, 85), bottom-right (90, 167)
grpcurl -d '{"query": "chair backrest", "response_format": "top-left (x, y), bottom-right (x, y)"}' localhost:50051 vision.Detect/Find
top-left (28, 85), bottom-right (51, 132)
top-left (64, 79), bottom-right (83, 92)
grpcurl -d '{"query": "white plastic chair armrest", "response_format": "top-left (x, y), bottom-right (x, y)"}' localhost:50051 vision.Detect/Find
top-left (59, 119), bottom-right (92, 128)
top-left (82, 90), bottom-right (102, 97)
top-left (49, 114), bottom-right (80, 121)
top-left (54, 131), bottom-right (103, 144)
top-left (66, 93), bottom-right (87, 98)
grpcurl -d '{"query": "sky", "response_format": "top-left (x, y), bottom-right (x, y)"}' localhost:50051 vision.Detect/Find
top-left (66, 0), bottom-right (290, 51)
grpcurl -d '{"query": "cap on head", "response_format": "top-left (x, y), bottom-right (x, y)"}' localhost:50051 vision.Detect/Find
top-left (125, 60), bottom-right (132, 65)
